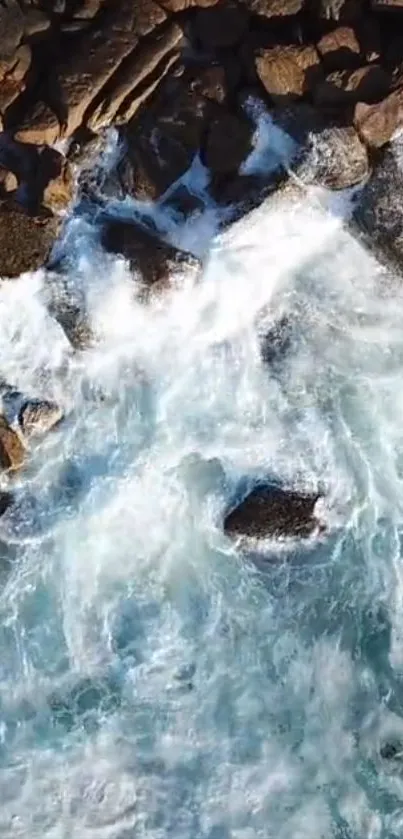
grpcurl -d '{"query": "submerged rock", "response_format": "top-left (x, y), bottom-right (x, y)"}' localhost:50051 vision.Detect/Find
top-left (224, 484), bottom-right (322, 541)
top-left (101, 218), bottom-right (200, 291)
top-left (259, 314), bottom-right (294, 366)
top-left (0, 416), bottom-right (25, 471)
top-left (18, 400), bottom-right (63, 438)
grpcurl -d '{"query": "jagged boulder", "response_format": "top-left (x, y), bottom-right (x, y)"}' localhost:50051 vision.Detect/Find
top-left (18, 399), bottom-right (63, 437)
top-left (0, 416), bottom-right (25, 471)
top-left (101, 218), bottom-right (200, 291)
top-left (0, 202), bottom-right (59, 278)
top-left (256, 45), bottom-right (323, 102)
top-left (224, 483), bottom-right (322, 541)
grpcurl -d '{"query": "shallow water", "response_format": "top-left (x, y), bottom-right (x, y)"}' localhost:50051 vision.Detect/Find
top-left (1, 133), bottom-right (403, 838)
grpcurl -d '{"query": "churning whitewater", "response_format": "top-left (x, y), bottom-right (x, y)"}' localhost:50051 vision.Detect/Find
top-left (1, 137), bottom-right (403, 838)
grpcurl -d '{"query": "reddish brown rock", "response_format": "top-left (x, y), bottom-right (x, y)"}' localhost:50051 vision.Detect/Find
top-left (314, 65), bottom-right (390, 108)
top-left (87, 21), bottom-right (183, 131)
top-left (256, 45), bottom-right (322, 101)
top-left (354, 87), bottom-right (403, 147)
top-left (0, 417), bottom-right (25, 472)
top-left (203, 110), bottom-right (253, 175)
top-left (316, 26), bottom-right (361, 71)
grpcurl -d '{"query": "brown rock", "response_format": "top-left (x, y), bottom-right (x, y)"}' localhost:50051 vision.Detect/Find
top-left (256, 45), bottom-right (322, 101)
top-left (18, 399), bottom-right (63, 437)
top-left (14, 101), bottom-right (60, 145)
top-left (298, 125), bottom-right (369, 189)
top-left (24, 8), bottom-right (50, 35)
top-left (224, 484), bottom-right (321, 541)
top-left (0, 417), bottom-right (25, 471)
top-left (203, 110), bottom-right (253, 174)
top-left (0, 166), bottom-right (17, 194)
top-left (354, 87), bottom-right (403, 147)
top-left (48, 0), bottom-right (167, 140)
top-left (371, 0), bottom-right (403, 9)
top-left (158, 0), bottom-right (219, 10)
top-left (242, 0), bottom-right (304, 17)
top-left (72, 0), bottom-right (105, 18)
top-left (0, 203), bottom-right (59, 278)
top-left (87, 21), bottom-right (183, 132)
top-left (317, 26), bottom-right (361, 71)
top-left (189, 65), bottom-right (228, 104)
top-left (0, 1), bottom-right (24, 60)
top-left (192, 2), bottom-right (248, 49)
top-left (314, 65), bottom-right (391, 108)
top-left (101, 218), bottom-right (200, 289)
top-left (0, 45), bottom-right (32, 116)
top-left (40, 150), bottom-right (74, 213)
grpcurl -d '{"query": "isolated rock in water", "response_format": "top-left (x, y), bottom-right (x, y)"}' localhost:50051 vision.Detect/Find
top-left (0, 491), bottom-right (13, 517)
top-left (354, 88), bottom-right (403, 148)
top-left (256, 45), bottom-right (322, 102)
top-left (101, 219), bottom-right (200, 290)
top-left (352, 144), bottom-right (403, 271)
top-left (18, 400), bottom-right (63, 437)
top-left (224, 484), bottom-right (321, 540)
top-left (259, 315), bottom-right (294, 365)
top-left (298, 126), bottom-right (369, 190)
top-left (0, 417), bottom-right (25, 471)
top-left (0, 203), bottom-right (60, 278)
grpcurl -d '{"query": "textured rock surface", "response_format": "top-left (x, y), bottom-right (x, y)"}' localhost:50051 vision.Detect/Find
top-left (354, 89), bottom-right (403, 147)
top-left (19, 399), bottom-right (63, 437)
top-left (0, 416), bottom-right (25, 471)
top-left (298, 125), bottom-right (369, 189)
top-left (0, 204), bottom-right (59, 278)
top-left (224, 484), bottom-right (322, 541)
top-left (256, 45), bottom-right (322, 101)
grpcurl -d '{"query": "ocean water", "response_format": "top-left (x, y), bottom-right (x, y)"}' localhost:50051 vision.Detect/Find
top-left (0, 125), bottom-right (403, 839)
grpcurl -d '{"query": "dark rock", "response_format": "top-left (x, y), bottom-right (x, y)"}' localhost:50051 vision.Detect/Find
top-left (0, 202), bottom-right (60, 278)
top-left (0, 45), bottom-right (32, 117)
top-left (46, 286), bottom-right (95, 350)
top-left (0, 416), bottom-right (25, 471)
top-left (101, 218), bottom-right (200, 290)
top-left (158, 0), bottom-right (219, 9)
top-left (121, 75), bottom-right (214, 199)
top-left (0, 1), bottom-right (25, 61)
top-left (352, 144), bottom-right (403, 272)
top-left (380, 741), bottom-right (403, 759)
top-left (259, 314), bottom-right (293, 365)
top-left (192, 2), bottom-right (248, 50)
top-left (316, 0), bottom-right (363, 20)
top-left (202, 110), bottom-right (253, 175)
top-left (224, 483), bottom-right (322, 541)
top-left (271, 102), bottom-right (327, 145)
top-left (189, 65), bottom-right (229, 105)
top-left (18, 399), bottom-right (63, 437)
top-left (316, 26), bottom-right (361, 71)
top-left (0, 491), bottom-right (13, 517)
top-left (298, 125), bottom-right (369, 189)
top-left (256, 45), bottom-right (323, 102)
top-left (164, 185), bottom-right (204, 217)
top-left (14, 100), bottom-right (60, 146)
top-left (314, 65), bottom-right (391, 109)
top-left (354, 87), bottom-right (403, 148)
top-left (371, 0), bottom-right (403, 9)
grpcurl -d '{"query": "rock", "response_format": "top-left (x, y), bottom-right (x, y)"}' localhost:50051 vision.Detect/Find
top-left (298, 125), bottom-right (369, 189)
top-left (72, 0), bottom-right (105, 18)
top-left (121, 75), bottom-right (214, 199)
top-left (314, 65), bottom-right (391, 108)
top-left (18, 399), bottom-right (63, 437)
top-left (40, 149), bottom-right (74, 213)
top-left (14, 101), bottom-right (60, 145)
top-left (0, 203), bottom-right (59, 278)
top-left (0, 416), bottom-right (25, 471)
top-left (164, 185), bottom-right (204, 217)
top-left (87, 21), bottom-right (183, 131)
top-left (354, 87), bottom-right (403, 148)
top-left (371, 0), bottom-right (403, 9)
top-left (0, 1), bottom-right (24, 61)
top-left (189, 65), bottom-right (228, 104)
top-left (24, 8), bottom-right (50, 36)
top-left (316, 26), bottom-right (361, 71)
top-left (158, 0), bottom-right (219, 10)
top-left (0, 45), bottom-right (32, 116)
top-left (192, 2), bottom-right (248, 49)
top-left (0, 165), bottom-right (17, 194)
top-left (256, 45), bottom-right (322, 102)
top-left (203, 110), bottom-right (253, 175)
top-left (0, 491), bottom-right (13, 516)
top-left (224, 483), bottom-right (322, 541)
top-left (242, 0), bottom-right (304, 17)
top-left (352, 144), bottom-right (403, 271)
top-left (101, 218), bottom-right (200, 290)
top-left (0, 139), bottom-right (73, 213)
top-left (23, 0), bottom-right (168, 142)
top-left (317, 0), bottom-right (361, 19)
top-left (259, 314), bottom-right (294, 365)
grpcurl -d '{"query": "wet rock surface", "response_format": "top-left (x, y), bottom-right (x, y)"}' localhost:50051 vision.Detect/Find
top-left (224, 484), bottom-right (322, 541)
top-left (18, 399), bottom-right (64, 437)
top-left (0, 416), bottom-right (25, 472)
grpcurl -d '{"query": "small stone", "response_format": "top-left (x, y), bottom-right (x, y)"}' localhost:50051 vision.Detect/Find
top-left (0, 416), bottom-right (25, 471)
top-left (18, 400), bottom-right (63, 437)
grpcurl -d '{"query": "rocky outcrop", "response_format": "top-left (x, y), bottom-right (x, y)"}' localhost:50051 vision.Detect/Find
top-left (224, 484), bottom-right (322, 541)
top-left (0, 416), bottom-right (25, 471)
top-left (0, 203), bottom-right (59, 278)
top-left (18, 399), bottom-right (63, 437)
top-left (352, 145), bottom-right (403, 271)
top-left (101, 218), bottom-right (200, 290)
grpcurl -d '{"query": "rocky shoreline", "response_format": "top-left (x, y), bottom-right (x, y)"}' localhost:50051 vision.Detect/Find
top-left (1, 0), bottom-right (403, 545)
